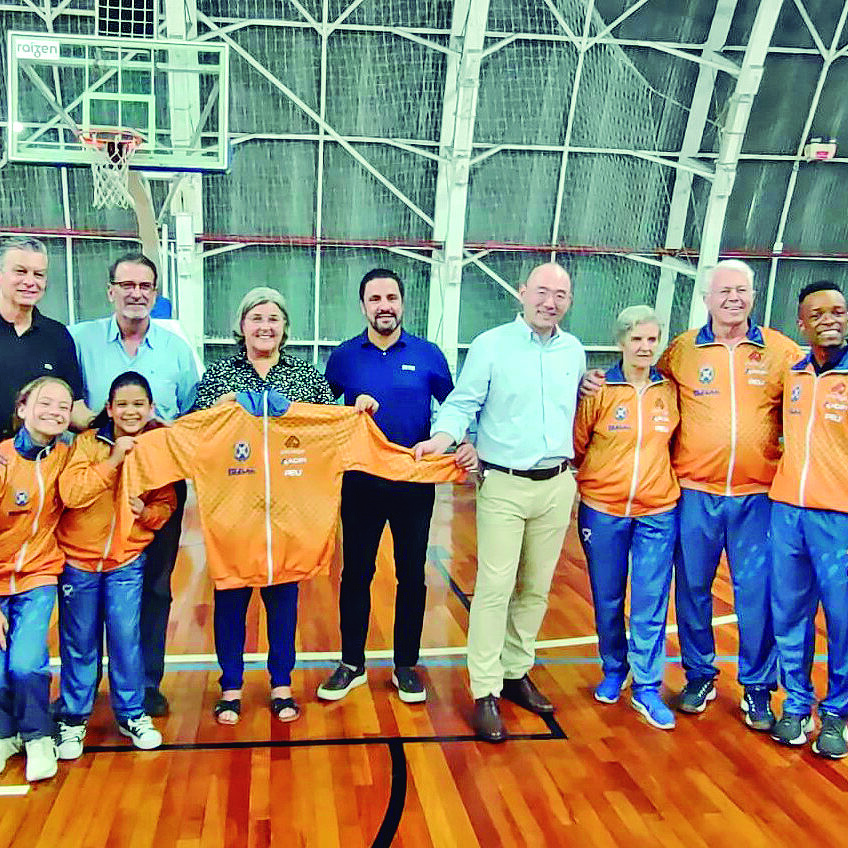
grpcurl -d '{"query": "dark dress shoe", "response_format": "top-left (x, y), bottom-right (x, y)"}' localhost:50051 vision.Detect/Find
top-left (501, 675), bottom-right (555, 714)
top-left (472, 695), bottom-right (507, 743)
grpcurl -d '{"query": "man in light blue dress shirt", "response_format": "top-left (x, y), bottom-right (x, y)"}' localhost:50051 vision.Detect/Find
top-left (416, 262), bottom-right (585, 742)
top-left (69, 253), bottom-right (200, 717)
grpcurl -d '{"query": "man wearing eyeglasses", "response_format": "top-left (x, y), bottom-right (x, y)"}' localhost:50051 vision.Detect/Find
top-left (69, 252), bottom-right (200, 718)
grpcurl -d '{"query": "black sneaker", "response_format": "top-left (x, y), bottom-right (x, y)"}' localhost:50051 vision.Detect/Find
top-left (392, 666), bottom-right (426, 704)
top-left (740, 686), bottom-right (775, 731)
top-left (144, 687), bottom-right (169, 717)
top-left (316, 663), bottom-right (367, 701)
top-left (677, 678), bottom-right (716, 714)
top-left (771, 711), bottom-right (815, 746)
top-left (812, 712), bottom-right (848, 759)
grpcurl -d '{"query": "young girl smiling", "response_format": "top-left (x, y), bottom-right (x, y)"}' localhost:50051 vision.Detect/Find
top-left (0, 377), bottom-right (74, 781)
top-left (54, 372), bottom-right (174, 755)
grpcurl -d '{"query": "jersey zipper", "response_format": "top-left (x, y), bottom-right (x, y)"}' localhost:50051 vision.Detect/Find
top-left (12, 448), bottom-right (48, 592)
top-left (624, 386), bottom-right (644, 517)
top-left (262, 390), bottom-right (274, 586)
top-left (724, 346), bottom-right (738, 496)
top-left (798, 376), bottom-right (818, 507)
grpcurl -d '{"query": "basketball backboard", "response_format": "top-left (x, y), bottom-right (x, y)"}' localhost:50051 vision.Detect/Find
top-left (6, 30), bottom-right (229, 171)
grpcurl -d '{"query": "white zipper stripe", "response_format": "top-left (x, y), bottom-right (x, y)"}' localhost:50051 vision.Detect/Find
top-left (624, 386), bottom-right (644, 518)
top-left (99, 514), bottom-right (117, 573)
top-left (798, 376), bottom-right (817, 507)
top-left (725, 346), bottom-right (738, 496)
top-left (262, 391), bottom-right (274, 586)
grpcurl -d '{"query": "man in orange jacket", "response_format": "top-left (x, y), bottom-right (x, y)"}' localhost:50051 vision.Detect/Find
top-left (769, 281), bottom-right (848, 758)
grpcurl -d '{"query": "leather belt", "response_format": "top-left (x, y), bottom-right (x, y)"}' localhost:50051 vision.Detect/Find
top-left (483, 460), bottom-right (570, 481)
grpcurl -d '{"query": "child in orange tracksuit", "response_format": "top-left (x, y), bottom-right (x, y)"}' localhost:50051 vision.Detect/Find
top-left (0, 376), bottom-right (74, 782)
top-left (54, 372), bottom-right (174, 758)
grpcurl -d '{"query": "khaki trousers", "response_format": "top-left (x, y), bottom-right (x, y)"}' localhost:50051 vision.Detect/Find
top-left (468, 468), bottom-right (577, 699)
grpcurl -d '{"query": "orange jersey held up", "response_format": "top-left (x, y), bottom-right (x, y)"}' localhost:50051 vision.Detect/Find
top-left (770, 349), bottom-right (848, 513)
top-left (57, 428), bottom-right (176, 572)
top-left (658, 322), bottom-right (801, 497)
top-left (0, 434), bottom-right (71, 595)
top-left (117, 395), bottom-right (466, 589)
top-left (574, 364), bottom-right (680, 516)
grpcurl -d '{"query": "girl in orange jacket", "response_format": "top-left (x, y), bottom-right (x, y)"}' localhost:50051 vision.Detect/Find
top-left (53, 372), bottom-right (174, 759)
top-left (0, 376), bottom-right (74, 782)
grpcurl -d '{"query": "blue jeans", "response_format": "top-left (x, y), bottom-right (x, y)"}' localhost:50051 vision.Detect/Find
top-left (0, 585), bottom-right (56, 741)
top-left (578, 504), bottom-right (677, 692)
top-left (56, 557), bottom-right (146, 721)
top-left (675, 490), bottom-right (777, 686)
top-left (771, 503), bottom-right (848, 717)
top-left (213, 583), bottom-right (299, 691)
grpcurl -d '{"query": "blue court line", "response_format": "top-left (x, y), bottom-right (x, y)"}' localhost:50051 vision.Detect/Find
top-left (161, 655), bottom-right (831, 674)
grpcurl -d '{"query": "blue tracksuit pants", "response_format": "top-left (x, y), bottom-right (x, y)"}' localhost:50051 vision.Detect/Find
top-left (674, 489), bottom-right (776, 686)
top-left (578, 503), bottom-right (677, 692)
top-left (770, 502), bottom-right (848, 717)
top-left (56, 556), bottom-right (146, 722)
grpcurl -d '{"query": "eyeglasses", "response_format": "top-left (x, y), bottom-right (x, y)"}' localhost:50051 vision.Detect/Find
top-left (111, 281), bottom-right (157, 292)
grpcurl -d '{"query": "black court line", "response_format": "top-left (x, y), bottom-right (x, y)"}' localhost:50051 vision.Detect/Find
top-left (81, 729), bottom-right (564, 754)
top-left (428, 549), bottom-right (471, 611)
top-left (372, 740), bottom-right (407, 848)
top-left (540, 712), bottom-right (568, 739)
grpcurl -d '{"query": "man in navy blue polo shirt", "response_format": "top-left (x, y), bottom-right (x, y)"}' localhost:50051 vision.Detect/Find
top-left (316, 268), bottom-right (455, 704)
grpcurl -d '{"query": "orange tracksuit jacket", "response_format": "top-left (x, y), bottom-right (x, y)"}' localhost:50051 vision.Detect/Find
top-left (0, 433), bottom-right (71, 595)
top-left (658, 322), bottom-right (801, 497)
top-left (770, 348), bottom-right (848, 513)
top-left (574, 364), bottom-right (680, 516)
top-left (56, 427), bottom-right (176, 572)
top-left (116, 397), bottom-right (466, 589)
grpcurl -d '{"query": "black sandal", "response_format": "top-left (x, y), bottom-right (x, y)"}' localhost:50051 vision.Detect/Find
top-left (213, 698), bottom-right (242, 724)
top-left (270, 697), bottom-right (300, 723)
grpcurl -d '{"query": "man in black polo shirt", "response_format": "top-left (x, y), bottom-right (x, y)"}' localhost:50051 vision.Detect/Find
top-left (0, 237), bottom-right (86, 439)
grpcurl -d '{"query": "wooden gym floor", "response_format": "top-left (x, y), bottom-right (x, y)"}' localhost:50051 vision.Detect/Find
top-left (0, 481), bottom-right (843, 847)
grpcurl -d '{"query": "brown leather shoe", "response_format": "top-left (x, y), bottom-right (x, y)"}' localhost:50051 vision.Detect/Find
top-left (472, 695), bottom-right (507, 743)
top-left (501, 675), bottom-right (555, 714)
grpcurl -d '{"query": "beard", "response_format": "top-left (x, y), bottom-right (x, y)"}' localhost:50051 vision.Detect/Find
top-left (369, 312), bottom-right (401, 336)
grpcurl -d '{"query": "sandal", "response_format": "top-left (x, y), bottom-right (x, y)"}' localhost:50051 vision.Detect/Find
top-left (270, 697), bottom-right (300, 723)
top-left (213, 698), bottom-right (242, 725)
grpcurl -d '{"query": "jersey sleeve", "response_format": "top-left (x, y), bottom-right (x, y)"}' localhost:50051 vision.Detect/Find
top-left (572, 392), bottom-right (601, 468)
top-left (58, 433), bottom-right (118, 509)
top-left (137, 484), bottom-right (177, 531)
top-left (342, 411), bottom-right (466, 483)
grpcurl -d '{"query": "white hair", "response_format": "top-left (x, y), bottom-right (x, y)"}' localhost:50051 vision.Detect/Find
top-left (613, 305), bottom-right (662, 345)
top-left (701, 259), bottom-right (755, 294)
top-left (233, 286), bottom-right (290, 348)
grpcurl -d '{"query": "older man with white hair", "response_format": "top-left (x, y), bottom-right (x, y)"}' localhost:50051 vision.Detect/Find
top-left (658, 260), bottom-right (801, 728)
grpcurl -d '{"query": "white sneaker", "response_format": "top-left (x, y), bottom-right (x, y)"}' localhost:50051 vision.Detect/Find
top-left (118, 714), bottom-right (162, 750)
top-left (0, 735), bottom-right (22, 773)
top-left (24, 736), bottom-right (58, 781)
top-left (57, 720), bottom-right (87, 760)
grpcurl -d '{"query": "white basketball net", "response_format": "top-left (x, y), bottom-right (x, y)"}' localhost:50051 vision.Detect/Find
top-left (85, 133), bottom-right (142, 209)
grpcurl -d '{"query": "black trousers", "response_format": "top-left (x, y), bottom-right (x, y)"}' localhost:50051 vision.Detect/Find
top-left (139, 479), bottom-right (187, 689)
top-left (339, 471), bottom-right (436, 669)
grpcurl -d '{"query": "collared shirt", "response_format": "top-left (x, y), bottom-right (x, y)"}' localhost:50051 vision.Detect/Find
top-left (69, 316), bottom-right (200, 420)
top-left (432, 316), bottom-right (586, 469)
top-left (0, 307), bottom-right (84, 439)
top-left (191, 350), bottom-right (334, 411)
top-left (325, 329), bottom-right (454, 448)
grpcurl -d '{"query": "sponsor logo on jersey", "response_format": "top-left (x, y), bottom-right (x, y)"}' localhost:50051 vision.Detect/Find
top-left (285, 435), bottom-right (301, 448)
top-left (227, 467), bottom-right (256, 476)
top-left (283, 469), bottom-right (303, 477)
top-left (581, 528), bottom-right (591, 543)
top-left (791, 385), bottom-right (801, 402)
top-left (748, 351), bottom-right (764, 363)
top-left (282, 456), bottom-right (307, 465)
top-left (614, 405), bottom-right (627, 421)
top-left (234, 441), bottom-right (251, 461)
top-left (698, 366), bottom-right (714, 384)
top-left (653, 398), bottom-right (666, 410)
top-left (828, 382), bottom-right (847, 400)
top-left (14, 490), bottom-right (29, 507)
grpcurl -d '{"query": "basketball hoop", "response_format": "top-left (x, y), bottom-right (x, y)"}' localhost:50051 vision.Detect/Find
top-left (79, 127), bottom-right (145, 209)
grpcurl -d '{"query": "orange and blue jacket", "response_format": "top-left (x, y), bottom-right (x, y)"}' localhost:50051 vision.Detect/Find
top-left (657, 322), bottom-right (801, 496)
top-left (574, 364), bottom-right (680, 516)
top-left (56, 424), bottom-right (176, 572)
top-left (116, 390), bottom-right (466, 589)
top-left (770, 347), bottom-right (848, 513)
top-left (0, 428), bottom-right (71, 595)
